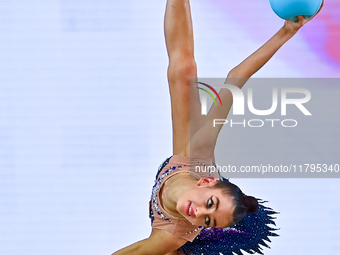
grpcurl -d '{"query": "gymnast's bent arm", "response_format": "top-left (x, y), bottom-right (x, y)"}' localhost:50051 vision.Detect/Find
top-left (189, 14), bottom-right (321, 158)
top-left (111, 228), bottom-right (187, 255)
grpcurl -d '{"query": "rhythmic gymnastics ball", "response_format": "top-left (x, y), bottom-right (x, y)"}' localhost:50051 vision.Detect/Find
top-left (269, 0), bottom-right (323, 21)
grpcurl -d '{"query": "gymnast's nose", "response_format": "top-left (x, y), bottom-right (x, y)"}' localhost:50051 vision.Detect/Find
top-left (195, 206), bottom-right (208, 217)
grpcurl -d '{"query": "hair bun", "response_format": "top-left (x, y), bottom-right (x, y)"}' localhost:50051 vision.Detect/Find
top-left (244, 196), bottom-right (259, 214)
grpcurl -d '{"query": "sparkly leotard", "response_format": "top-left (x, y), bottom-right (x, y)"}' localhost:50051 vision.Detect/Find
top-left (149, 155), bottom-right (279, 255)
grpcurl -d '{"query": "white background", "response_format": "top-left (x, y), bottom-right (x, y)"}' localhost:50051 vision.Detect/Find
top-left (0, 0), bottom-right (339, 254)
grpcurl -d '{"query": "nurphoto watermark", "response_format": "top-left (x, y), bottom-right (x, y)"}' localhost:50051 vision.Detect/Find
top-left (198, 82), bottom-right (311, 128)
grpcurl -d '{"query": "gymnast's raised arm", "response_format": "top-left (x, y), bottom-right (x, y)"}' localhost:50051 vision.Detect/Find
top-left (189, 12), bottom-right (322, 158)
top-left (113, 0), bottom-right (200, 253)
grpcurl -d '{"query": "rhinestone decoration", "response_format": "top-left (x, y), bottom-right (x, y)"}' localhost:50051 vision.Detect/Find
top-left (185, 225), bottom-right (205, 235)
top-left (151, 165), bottom-right (183, 223)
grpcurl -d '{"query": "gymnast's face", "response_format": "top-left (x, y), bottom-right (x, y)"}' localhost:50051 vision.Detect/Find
top-left (176, 178), bottom-right (235, 228)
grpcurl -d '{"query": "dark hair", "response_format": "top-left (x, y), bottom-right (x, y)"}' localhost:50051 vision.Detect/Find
top-left (211, 180), bottom-right (259, 225)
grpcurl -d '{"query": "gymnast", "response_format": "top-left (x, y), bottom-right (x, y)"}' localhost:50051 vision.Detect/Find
top-left (112, 0), bottom-right (322, 254)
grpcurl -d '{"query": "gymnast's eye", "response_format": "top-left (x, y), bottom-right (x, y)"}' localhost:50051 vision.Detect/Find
top-left (206, 196), bottom-right (214, 209)
top-left (204, 216), bottom-right (211, 227)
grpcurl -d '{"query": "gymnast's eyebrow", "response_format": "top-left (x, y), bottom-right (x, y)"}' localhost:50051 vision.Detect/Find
top-left (213, 197), bottom-right (220, 227)
top-left (216, 197), bottom-right (220, 211)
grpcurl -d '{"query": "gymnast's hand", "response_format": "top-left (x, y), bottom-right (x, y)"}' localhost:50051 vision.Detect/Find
top-left (282, 15), bottom-right (310, 34)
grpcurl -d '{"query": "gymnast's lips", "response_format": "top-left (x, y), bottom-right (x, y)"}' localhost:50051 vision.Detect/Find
top-left (186, 202), bottom-right (191, 216)
top-left (186, 202), bottom-right (195, 217)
